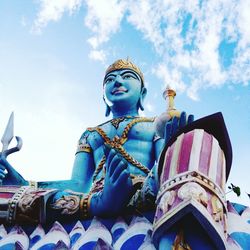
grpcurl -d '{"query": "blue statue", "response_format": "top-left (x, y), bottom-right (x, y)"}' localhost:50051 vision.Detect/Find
top-left (0, 61), bottom-right (187, 214)
top-left (0, 59), bottom-right (191, 217)
top-left (0, 59), bottom-right (248, 249)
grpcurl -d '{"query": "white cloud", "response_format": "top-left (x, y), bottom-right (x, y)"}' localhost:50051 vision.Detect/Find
top-left (153, 63), bottom-right (187, 93)
top-left (126, 0), bottom-right (165, 54)
top-left (236, 1), bottom-right (250, 48)
top-left (84, 0), bottom-right (127, 48)
top-left (143, 0), bottom-right (250, 99)
top-left (32, 0), bottom-right (82, 33)
top-left (32, 0), bottom-right (250, 99)
top-left (88, 49), bottom-right (106, 63)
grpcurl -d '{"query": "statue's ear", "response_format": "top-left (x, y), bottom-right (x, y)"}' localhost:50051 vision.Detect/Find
top-left (139, 87), bottom-right (147, 111)
top-left (103, 96), bottom-right (111, 117)
top-left (105, 104), bottom-right (111, 117)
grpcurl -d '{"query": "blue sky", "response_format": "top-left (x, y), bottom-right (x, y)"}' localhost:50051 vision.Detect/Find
top-left (0, 0), bottom-right (249, 205)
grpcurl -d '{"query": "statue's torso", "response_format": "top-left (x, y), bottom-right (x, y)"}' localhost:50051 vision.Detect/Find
top-left (86, 117), bottom-right (158, 179)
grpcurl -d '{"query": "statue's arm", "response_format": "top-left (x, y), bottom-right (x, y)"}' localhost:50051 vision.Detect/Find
top-left (0, 157), bottom-right (28, 186)
top-left (50, 148), bottom-right (133, 220)
top-left (39, 130), bottom-right (95, 192)
top-left (71, 130), bottom-right (95, 192)
top-left (70, 151), bottom-right (95, 192)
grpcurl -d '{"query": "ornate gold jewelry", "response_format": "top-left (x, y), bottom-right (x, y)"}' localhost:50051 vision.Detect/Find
top-left (110, 117), bottom-right (126, 129)
top-left (93, 155), bottom-right (106, 181)
top-left (76, 141), bottom-right (92, 154)
top-left (104, 59), bottom-right (144, 86)
top-left (80, 193), bottom-right (92, 219)
top-left (89, 117), bottom-right (155, 181)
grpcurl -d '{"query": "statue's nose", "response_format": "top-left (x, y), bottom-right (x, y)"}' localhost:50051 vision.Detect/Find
top-left (114, 75), bottom-right (123, 86)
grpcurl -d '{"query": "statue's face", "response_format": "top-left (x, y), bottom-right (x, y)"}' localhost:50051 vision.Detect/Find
top-left (103, 69), bottom-right (143, 108)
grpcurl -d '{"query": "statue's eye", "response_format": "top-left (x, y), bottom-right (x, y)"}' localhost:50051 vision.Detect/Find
top-left (123, 74), bottom-right (135, 80)
top-left (105, 77), bottom-right (114, 84)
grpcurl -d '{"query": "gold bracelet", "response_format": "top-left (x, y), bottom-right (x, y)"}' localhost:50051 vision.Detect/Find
top-left (80, 193), bottom-right (92, 219)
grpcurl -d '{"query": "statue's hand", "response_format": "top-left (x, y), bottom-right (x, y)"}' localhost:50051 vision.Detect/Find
top-left (0, 158), bottom-right (7, 181)
top-left (90, 149), bottom-right (133, 217)
top-left (0, 156), bottom-right (27, 185)
top-left (164, 112), bottom-right (194, 144)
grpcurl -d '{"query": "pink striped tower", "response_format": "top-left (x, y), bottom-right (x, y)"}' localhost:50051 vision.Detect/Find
top-left (153, 113), bottom-right (232, 249)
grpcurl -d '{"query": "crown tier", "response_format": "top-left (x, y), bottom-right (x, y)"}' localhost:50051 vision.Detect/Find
top-left (104, 59), bottom-right (144, 86)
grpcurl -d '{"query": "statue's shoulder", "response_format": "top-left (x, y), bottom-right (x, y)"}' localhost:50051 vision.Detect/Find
top-left (79, 128), bottom-right (93, 140)
top-left (78, 121), bottom-right (112, 145)
top-left (85, 120), bottom-right (112, 134)
top-left (128, 117), bottom-right (157, 140)
top-left (128, 116), bottom-right (156, 130)
top-left (133, 116), bottom-right (155, 125)
top-left (76, 125), bottom-right (105, 154)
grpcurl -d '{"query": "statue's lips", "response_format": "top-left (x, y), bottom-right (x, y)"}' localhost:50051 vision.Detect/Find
top-left (112, 87), bottom-right (128, 95)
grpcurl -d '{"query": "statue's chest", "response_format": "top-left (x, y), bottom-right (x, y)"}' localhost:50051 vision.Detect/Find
top-left (103, 119), bottom-right (154, 142)
top-left (89, 118), bottom-right (155, 150)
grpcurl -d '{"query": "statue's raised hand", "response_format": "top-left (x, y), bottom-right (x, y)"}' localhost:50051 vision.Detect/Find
top-left (0, 155), bottom-right (27, 185)
top-left (90, 148), bottom-right (133, 217)
top-left (0, 129), bottom-right (27, 185)
top-left (164, 112), bottom-right (194, 144)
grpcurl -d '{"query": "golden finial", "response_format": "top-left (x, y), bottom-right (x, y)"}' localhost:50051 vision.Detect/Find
top-left (154, 85), bottom-right (181, 138)
top-left (163, 85), bottom-right (180, 118)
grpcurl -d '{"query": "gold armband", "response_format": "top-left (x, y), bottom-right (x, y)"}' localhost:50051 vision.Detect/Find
top-left (76, 143), bottom-right (92, 154)
top-left (80, 193), bottom-right (93, 219)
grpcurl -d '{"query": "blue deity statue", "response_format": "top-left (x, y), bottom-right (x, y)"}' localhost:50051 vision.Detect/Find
top-left (0, 59), bottom-right (188, 216)
top-left (0, 59), bottom-right (247, 250)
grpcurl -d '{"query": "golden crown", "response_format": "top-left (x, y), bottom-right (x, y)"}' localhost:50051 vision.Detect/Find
top-left (104, 59), bottom-right (144, 86)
